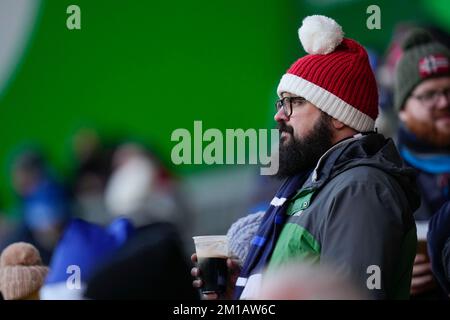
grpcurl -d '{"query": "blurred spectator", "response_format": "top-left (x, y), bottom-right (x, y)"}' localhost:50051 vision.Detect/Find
top-left (376, 23), bottom-right (450, 139)
top-left (85, 222), bottom-right (198, 300)
top-left (70, 128), bottom-right (113, 225)
top-left (394, 28), bottom-right (450, 298)
top-left (104, 143), bottom-right (193, 242)
top-left (256, 262), bottom-right (366, 300)
top-left (40, 217), bottom-right (135, 300)
top-left (0, 150), bottom-right (70, 264)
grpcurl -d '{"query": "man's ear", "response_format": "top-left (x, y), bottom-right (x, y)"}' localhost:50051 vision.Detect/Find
top-left (331, 118), bottom-right (346, 130)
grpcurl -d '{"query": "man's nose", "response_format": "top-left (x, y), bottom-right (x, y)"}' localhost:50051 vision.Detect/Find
top-left (274, 108), bottom-right (288, 122)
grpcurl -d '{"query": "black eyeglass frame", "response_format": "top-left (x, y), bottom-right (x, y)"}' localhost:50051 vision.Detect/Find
top-left (410, 88), bottom-right (450, 108)
top-left (275, 96), bottom-right (307, 117)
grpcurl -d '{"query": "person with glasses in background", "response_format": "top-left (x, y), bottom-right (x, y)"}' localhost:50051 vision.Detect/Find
top-left (394, 29), bottom-right (450, 299)
top-left (192, 15), bottom-right (420, 300)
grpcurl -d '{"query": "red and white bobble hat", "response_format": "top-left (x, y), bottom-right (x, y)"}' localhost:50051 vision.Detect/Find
top-left (277, 15), bottom-right (379, 132)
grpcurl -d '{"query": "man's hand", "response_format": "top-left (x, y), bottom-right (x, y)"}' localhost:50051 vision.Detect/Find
top-left (191, 253), bottom-right (241, 300)
top-left (410, 253), bottom-right (437, 296)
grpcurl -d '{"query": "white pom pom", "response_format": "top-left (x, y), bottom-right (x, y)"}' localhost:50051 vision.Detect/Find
top-left (298, 15), bottom-right (344, 55)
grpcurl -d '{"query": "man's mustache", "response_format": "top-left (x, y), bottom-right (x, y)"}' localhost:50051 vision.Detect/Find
top-left (276, 122), bottom-right (294, 135)
top-left (434, 107), bottom-right (450, 119)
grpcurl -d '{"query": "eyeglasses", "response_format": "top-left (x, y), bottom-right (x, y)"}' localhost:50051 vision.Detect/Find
top-left (275, 96), bottom-right (307, 117)
top-left (410, 88), bottom-right (450, 108)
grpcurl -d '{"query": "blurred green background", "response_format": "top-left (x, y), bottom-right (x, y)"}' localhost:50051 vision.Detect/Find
top-left (0, 0), bottom-right (449, 213)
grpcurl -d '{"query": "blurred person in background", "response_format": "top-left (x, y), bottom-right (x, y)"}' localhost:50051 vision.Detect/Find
top-left (104, 142), bottom-right (193, 244)
top-left (376, 24), bottom-right (450, 139)
top-left (0, 150), bottom-right (70, 264)
top-left (394, 29), bottom-right (450, 298)
top-left (70, 128), bottom-right (113, 225)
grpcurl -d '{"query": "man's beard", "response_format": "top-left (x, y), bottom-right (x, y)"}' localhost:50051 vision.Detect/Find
top-left (402, 110), bottom-right (450, 148)
top-left (275, 112), bottom-right (334, 179)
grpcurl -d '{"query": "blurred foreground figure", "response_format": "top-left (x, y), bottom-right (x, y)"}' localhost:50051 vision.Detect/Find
top-left (0, 242), bottom-right (49, 300)
top-left (2, 150), bottom-right (70, 263)
top-left (85, 222), bottom-right (198, 300)
top-left (40, 218), bottom-right (134, 299)
top-left (257, 262), bottom-right (366, 300)
top-left (104, 143), bottom-right (192, 241)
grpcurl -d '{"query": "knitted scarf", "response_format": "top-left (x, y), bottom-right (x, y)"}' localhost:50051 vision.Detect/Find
top-left (233, 170), bottom-right (311, 299)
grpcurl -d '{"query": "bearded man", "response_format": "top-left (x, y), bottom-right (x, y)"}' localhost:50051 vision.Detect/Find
top-left (192, 15), bottom-right (420, 300)
top-left (394, 29), bottom-right (450, 298)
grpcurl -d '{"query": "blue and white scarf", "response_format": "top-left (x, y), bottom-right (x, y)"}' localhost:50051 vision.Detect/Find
top-left (233, 171), bottom-right (311, 299)
top-left (397, 125), bottom-right (450, 174)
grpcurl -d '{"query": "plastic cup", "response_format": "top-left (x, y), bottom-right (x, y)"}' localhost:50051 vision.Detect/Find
top-left (193, 235), bottom-right (228, 294)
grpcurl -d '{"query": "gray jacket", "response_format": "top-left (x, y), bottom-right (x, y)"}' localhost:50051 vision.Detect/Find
top-left (268, 133), bottom-right (420, 299)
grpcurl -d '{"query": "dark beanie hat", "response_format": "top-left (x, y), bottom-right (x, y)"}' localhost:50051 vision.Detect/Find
top-left (394, 28), bottom-right (450, 111)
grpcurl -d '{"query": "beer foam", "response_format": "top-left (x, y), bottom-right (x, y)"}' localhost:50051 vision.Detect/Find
top-left (416, 221), bottom-right (428, 240)
top-left (193, 235), bottom-right (228, 258)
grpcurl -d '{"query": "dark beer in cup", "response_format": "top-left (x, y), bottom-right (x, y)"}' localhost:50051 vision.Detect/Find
top-left (197, 255), bottom-right (227, 293)
top-left (193, 235), bottom-right (228, 294)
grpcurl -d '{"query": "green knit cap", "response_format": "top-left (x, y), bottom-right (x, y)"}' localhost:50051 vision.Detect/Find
top-left (394, 28), bottom-right (450, 111)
